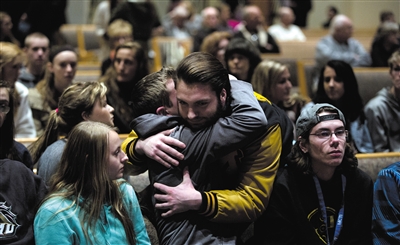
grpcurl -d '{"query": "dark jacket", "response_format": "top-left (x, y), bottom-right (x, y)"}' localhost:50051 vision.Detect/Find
top-left (251, 159), bottom-right (373, 245)
top-left (0, 159), bottom-right (47, 244)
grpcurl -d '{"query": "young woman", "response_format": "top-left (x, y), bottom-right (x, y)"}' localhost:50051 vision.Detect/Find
top-left (28, 81), bottom-right (114, 184)
top-left (100, 41), bottom-right (149, 133)
top-left (0, 41), bottom-right (36, 138)
top-left (34, 121), bottom-right (150, 245)
top-left (0, 80), bottom-right (33, 169)
top-left (224, 37), bottom-right (261, 82)
top-left (252, 60), bottom-right (310, 139)
top-left (28, 45), bottom-right (78, 136)
top-left (303, 59), bottom-right (373, 153)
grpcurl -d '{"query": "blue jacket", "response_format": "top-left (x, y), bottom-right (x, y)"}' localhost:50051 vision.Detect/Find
top-left (34, 180), bottom-right (150, 245)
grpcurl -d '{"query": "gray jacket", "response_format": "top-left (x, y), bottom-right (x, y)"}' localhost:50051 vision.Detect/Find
top-left (364, 87), bottom-right (400, 152)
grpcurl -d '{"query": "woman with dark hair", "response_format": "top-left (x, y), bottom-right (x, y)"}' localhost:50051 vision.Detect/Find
top-left (224, 37), bottom-right (261, 82)
top-left (0, 80), bottom-right (33, 169)
top-left (28, 45), bottom-right (78, 136)
top-left (99, 41), bottom-right (149, 133)
top-left (34, 121), bottom-right (151, 244)
top-left (303, 60), bottom-right (373, 152)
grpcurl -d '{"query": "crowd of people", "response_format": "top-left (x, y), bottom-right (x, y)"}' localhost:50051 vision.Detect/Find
top-left (1, 1), bottom-right (400, 244)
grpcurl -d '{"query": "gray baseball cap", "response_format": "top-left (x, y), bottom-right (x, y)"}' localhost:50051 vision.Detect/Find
top-left (296, 103), bottom-right (346, 138)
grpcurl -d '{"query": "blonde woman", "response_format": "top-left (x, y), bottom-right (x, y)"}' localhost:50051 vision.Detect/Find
top-left (28, 81), bottom-right (114, 184)
top-left (34, 121), bottom-right (150, 244)
top-left (252, 60), bottom-right (309, 139)
top-left (0, 41), bottom-right (36, 138)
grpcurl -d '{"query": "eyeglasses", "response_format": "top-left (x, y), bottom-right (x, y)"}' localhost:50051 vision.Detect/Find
top-left (309, 129), bottom-right (348, 140)
top-left (0, 104), bottom-right (10, 114)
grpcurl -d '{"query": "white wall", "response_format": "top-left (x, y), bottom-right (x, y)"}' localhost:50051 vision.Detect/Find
top-left (66, 0), bottom-right (91, 24)
top-left (307, 0), bottom-right (400, 29)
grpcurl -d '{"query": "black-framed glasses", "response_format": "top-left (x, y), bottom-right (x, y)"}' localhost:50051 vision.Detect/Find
top-left (0, 104), bottom-right (10, 114)
top-left (309, 129), bottom-right (348, 140)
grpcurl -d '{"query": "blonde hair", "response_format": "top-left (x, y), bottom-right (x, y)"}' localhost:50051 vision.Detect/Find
top-left (43, 121), bottom-right (136, 245)
top-left (0, 42), bottom-right (24, 111)
top-left (107, 19), bottom-right (133, 39)
top-left (29, 81), bottom-right (108, 163)
top-left (251, 60), bottom-right (287, 99)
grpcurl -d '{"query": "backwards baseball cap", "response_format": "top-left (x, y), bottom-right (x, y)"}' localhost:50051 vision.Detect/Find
top-left (296, 103), bottom-right (346, 138)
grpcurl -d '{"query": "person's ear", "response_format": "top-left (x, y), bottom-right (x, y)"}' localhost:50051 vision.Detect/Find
top-left (156, 106), bottom-right (168, 115)
top-left (47, 62), bottom-right (53, 73)
top-left (220, 88), bottom-right (227, 106)
top-left (81, 111), bottom-right (90, 121)
top-left (298, 137), bottom-right (308, 153)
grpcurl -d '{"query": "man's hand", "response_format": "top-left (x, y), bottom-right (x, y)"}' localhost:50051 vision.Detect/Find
top-left (135, 129), bottom-right (186, 168)
top-left (154, 167), bottom-right (202, 217)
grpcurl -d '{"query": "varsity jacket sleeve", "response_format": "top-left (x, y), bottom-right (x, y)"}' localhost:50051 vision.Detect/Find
top-left (121, 130), bottom-right (149, 176)
top-left (200, 124), bottom-right (281, 222)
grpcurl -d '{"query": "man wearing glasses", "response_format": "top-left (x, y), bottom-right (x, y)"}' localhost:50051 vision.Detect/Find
top-left (364, 49), bottom-right (400, 152)
top-left (250, 103), bottom-right (373, 245)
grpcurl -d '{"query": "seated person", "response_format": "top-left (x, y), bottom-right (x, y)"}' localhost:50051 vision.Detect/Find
top-left (0, 42), bottom-right (36, 138)
top-left (251, 103), bottom-right (373, 244)
top-left (322, 6), bottom-right (338, 29)
top-left (28, 45), bottom-right (78, 136)
top-left (314, 14), bottom-right (371, 83)
top-left (99, 41), bottom-right (149, 133)
top-left (304, 60), bottom-right (373, 153)
top-left (162, 4), bottom-right (191, 39)
top-left (34, 122), bottom-right (150, 244)
top-left (372, 161), bottom-right (400, 244)
top-left (234, 5), bottom-right (280, 53)
top-left (364, 50), bottom-right (400, 152)
top-left (371, 21), bottom-right (400, 67)
top-left (252, 60), bottom-right (310, 141)
top-left (0, 158), bottom-right (47, 244)
top-left (28, 81), bottom-right (114, 184)
top-left (18, 32), bottom-right (50, 88)
top-left (101, 19), bottom-right (134, 75)
top-left (0, 80), bottom-right (33, 169)
top-left (268, 7), bottom-right (306, 42)
top-left (224, 37), bottom-right (262, 82)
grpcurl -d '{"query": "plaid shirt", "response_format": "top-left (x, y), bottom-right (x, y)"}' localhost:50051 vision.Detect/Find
top-left (372, 161), bottom-right (400, 245)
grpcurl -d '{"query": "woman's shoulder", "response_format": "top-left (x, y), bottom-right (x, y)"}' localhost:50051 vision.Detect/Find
top-left (28, 87), bottom-right (45, 108)
top-left (40, 139), bottom-right (66, 159)
top-left (38, 195), bottom-right (73, 214)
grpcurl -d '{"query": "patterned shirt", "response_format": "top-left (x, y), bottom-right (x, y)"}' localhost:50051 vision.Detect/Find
top-left (372, 161), bottom-right (400, 245)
